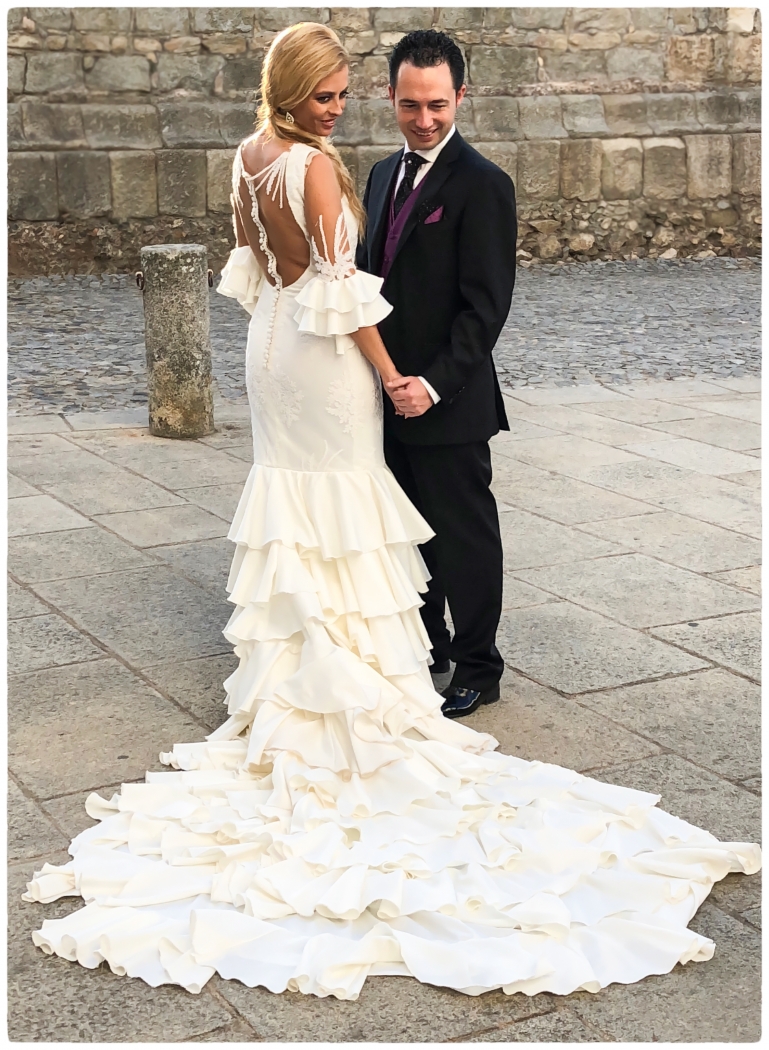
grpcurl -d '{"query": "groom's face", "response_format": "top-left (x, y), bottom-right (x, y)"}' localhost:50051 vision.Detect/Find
top-left (389, 60), bottom-right (466, 152)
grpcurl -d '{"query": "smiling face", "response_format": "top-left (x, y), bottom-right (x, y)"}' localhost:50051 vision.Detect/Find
top-left (389, 60), bottom-right (466, 151)
top-left (291, 65), bottom-right (349, 138)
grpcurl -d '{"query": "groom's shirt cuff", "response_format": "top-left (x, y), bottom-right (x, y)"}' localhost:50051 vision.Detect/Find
top-left (419, 376), bottom-right (441, 404)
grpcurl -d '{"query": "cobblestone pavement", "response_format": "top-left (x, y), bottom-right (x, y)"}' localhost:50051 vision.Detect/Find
top-left (8, 378), bottom-right (760, 1041)
top-left (8, 258), bottom-right (760, 415)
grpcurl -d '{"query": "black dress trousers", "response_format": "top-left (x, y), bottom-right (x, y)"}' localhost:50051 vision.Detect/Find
top-left (384, 431), bottom-right (505, 692)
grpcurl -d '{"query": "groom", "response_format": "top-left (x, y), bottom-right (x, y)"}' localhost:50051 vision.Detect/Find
top-left (356, 30), bottom-right (517, 718)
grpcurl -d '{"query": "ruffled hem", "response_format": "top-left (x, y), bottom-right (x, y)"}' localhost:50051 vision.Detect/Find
top-left (23, 760), bottom-right (761, 1000)
top-left (21, 456), bottom-right (763, 1003)
top-left (293, 270), bottom-right (393, 337)
top-left (217, 245), bottom-right (266, 315)
top-left (228, 462), bottom-right (433, 559)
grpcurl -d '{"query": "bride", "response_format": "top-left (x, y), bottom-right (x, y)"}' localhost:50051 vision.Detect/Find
top-left (24, 23), bottom-right (760, 1001)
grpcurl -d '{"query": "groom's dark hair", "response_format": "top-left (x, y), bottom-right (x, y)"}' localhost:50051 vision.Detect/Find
top-left (389, 29), bottom-right (465, 93)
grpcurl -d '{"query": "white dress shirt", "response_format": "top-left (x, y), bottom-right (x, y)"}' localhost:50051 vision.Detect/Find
top-left (395, 124), bottom-right (457, 406)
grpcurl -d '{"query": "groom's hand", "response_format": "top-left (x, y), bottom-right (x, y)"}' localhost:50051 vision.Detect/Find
top-left (386, 376), bottom-right (433, 417)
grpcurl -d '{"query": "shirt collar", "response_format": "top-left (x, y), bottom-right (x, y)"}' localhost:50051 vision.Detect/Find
top-left (401, 123), bottom-right (456, 164)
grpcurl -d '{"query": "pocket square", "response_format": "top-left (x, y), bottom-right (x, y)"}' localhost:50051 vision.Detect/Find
top-left (424, 206), bottom-right (444, 224)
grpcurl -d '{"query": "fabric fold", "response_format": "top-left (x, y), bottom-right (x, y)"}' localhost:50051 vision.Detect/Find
top-left (293, 270), bottom-right (393, 341)
top-left (217, 245), bottom-right (266, 315)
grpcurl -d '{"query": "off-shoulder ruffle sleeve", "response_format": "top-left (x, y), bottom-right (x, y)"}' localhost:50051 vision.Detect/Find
top-left (217, 245), bottom-right (266, 316)
top-left (293, 270), bottom-right (393, 353)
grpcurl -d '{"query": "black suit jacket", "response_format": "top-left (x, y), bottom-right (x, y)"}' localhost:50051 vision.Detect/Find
top-left (356, 131), bottom-right (516, 445)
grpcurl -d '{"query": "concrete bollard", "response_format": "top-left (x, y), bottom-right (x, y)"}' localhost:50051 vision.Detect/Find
top-left (138, 243), bottom-right (215, 439)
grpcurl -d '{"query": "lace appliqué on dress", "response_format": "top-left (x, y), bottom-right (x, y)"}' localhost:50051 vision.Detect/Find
top-left (311, 213), bottom-right (356, 283)
top-left (326, 374), bottom-right (383, 435)
top-left (249, 365), bottom-right (304, 429)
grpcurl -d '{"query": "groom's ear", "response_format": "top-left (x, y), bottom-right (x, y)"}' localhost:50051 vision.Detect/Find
top-left (388, 84), bottom-right (395, 105)
top-left (456, 85), bottom-right (467, 105)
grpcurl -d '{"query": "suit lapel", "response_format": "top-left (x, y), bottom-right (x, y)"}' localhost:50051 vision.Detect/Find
top-left (367, 150), bottom-right (401, 271)
top-left (387, 131), bottom-right (464, 274)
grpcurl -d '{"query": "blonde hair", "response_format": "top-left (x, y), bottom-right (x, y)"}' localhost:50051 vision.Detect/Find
top-left (255, 22), bottom-right (365, 232)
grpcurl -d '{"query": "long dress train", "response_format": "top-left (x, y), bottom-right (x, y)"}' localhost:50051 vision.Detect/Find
top-left (23, 141), bottom-right (761, 1001)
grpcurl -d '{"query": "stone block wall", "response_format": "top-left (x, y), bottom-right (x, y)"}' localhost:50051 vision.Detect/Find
top-left (7, 7), bottom-right (762, 275)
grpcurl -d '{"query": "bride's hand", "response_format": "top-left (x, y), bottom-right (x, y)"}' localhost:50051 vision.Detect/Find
top-left (383, 372), bottom-right (408, 416)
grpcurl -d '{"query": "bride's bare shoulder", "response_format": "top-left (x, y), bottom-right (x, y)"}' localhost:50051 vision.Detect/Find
top-left (240, 132), bottom-right (291, 175)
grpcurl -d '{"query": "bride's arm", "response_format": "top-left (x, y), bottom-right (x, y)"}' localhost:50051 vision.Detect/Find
top-left (303, 153), bottom-right (408, 406)
top-left (348, 325), bottom-right (401, 388)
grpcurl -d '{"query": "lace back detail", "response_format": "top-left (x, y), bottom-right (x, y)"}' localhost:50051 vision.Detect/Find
top-left (234, 145), bottom-right (292, 370)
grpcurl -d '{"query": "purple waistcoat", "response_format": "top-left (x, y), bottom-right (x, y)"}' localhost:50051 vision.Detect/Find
top-left (379, 175), bottom-right (425, 282)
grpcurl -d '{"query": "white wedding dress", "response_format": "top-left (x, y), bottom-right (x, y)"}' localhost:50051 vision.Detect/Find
top-left (24, 141), bottom-right (760, 1001)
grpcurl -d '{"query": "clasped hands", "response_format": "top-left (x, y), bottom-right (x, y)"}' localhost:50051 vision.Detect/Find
top-left (384, 375), bottom-right (433, 418)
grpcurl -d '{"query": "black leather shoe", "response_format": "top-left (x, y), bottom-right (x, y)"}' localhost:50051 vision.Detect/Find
top-left (430, 659), bottom-right (451, 676)
top-left (440, 683), bottom-right (501, 719)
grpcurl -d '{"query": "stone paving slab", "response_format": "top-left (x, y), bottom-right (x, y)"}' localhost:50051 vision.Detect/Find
top-left (573, 398), bottom-right (709, 424)
top-left (33, 566), bottom-right (232, 666)
top-left (467, 669), bottom-right (661, 774)
top-left (497, 601), bottom-right (709, 694)
top-left (566, 904), bottom-right (761, 1042)
top-left (492, 416), bottom-right (562, 442)
top-left (7, 578), bottom-right (49, 619)
top-left (175, 482), bottom-right (246, 523)
top-left (498, 508), bottom-right (628, 571)
top-left (8, 862), bottom-right (240, 1044)
top-left (594, 753), bottom-right (761, 843)
top-left (497, 433), bottom-right (641, 475)
top-left (213, 971), bottom-right (556, 1043)
top-left (512, 552), bottom-right (759, 629)
top-left (491, 466), bottom-right (656, 526)
top-left (151, 537), bottom-right (235, 596)
top-left (40, 782), bottom-right (141, 844)
top-left (94, 504), bottom-right (229, 548)
top-left (723, 469), bottom-right (761, 488)
top-left (619, 435), bottom-right (759, 476)
top-left (577, 510), bottom-right (761, 573)
top-left (466, 1007), bottom-right (604, 1042)
top-left (188, 1018), bottom-right (264, 1042)
top-left (65, 407), bottom-right (149, 430)
top-left (674, 397), bottom-right (761, 424)
top-left (8, 448), bottom-right (188, 515)
top-left (709, 868), bottom-right (763, 917)
top-left (653, 485), bottom-right (761, 539)
top-left (8, 612), bottom-right (104, 674)
top-left (644, 412), bottom-right (762, 451)
top-left (87, 444), bottom-right (252, 490)
top-left (8, 660), bottom-right (206, 798)
top-left (504, 384), bottom-right (632, 406)
top-left (651, 612), bottom-right (761, 683)
top-left (579, 669), bottom-right (761, 781)
top-left (501, 400), bottom-right (659, 445)
top-left (8, 493), bottom-right (91, 536)
top-left (501, 574), bottom-right (560, 612)
top-left (575, 458), bottom-right (752, 500)
top-left (7, 414), bottom-right (71, 435)
top-left (8, 432), bottom-right (81, 457)
top-left (220, 443), bottom-right (253, 463)
top-left (6, 370), bottom-right (760, 1041)
top-left (7, 472), bottom-right (38, 498)
top-left (708, 565), bottom-right (761, 595)
top-left (620, 378), bottom-right (732, 400)
top-left (7, 780), bottom-right (69, 863)
top-left (141, 653), bottom-right (240, 733)
top-left (8, 526), bottom-right (154, 583)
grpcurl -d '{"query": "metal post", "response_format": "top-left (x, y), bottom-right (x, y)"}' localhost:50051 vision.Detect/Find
top-left (137, 243), bottom-right (215, 439)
